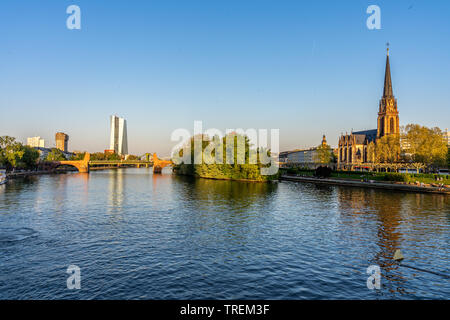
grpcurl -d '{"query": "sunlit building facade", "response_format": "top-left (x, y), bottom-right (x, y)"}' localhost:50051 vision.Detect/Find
top-left (27, 136), bottom-right (45, 148)
top-left (55, 132), bottom-right (69, 152)
top-left (109, 115), bottom-right (128, 156)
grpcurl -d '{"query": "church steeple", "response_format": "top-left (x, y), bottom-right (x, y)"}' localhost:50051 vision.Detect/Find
top-left (377, 45), bottom-right (399, 138)
top-left (383, 47), bottom-right (394, 98)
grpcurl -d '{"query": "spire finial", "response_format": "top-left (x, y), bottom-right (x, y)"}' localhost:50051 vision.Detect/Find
top-left (386, 42), bottom-right (390, 56)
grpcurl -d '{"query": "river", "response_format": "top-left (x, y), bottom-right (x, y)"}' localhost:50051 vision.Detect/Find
top-left (0, 168), bottom-right (448, 299)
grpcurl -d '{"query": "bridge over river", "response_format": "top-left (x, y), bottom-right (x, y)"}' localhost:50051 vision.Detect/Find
top-left (56, 153), bottom-right (172, 174)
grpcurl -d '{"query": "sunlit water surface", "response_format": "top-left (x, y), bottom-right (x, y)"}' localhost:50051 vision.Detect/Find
top-left (0, 168), bottom-right (449, 299)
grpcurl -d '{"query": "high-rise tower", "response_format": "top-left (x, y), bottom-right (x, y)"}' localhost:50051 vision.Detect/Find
top-left (377, 47), bottom-right (400, 138)
top-left (109, 115), bottom-right (128, 155)
top-left (55, 132), bottom-right (69, 152)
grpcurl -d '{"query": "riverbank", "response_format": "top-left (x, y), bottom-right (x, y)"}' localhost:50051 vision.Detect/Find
top-left (280, 175), bottom-right (450, 195)
top-left (174, 171), bottom-right (273, 183)
top-left (6, 168), bottom-right (76, 179)
top-left (173, 164), bottom-right (277, 182)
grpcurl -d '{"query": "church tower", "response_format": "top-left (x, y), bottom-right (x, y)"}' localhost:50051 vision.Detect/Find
top-left (321, 134), bottom-right (327, 146)
top-left (377, 46), bottom-right (400, 138)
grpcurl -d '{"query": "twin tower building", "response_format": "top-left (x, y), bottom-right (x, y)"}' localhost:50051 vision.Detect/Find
top-left (337, 48), bottom-right (400, 169)
top-left (109, 115), bottom-right (128, 156)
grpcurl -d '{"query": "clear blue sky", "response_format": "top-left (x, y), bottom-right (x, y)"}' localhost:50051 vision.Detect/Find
top-left (1, 0), bottom-right (449, 156)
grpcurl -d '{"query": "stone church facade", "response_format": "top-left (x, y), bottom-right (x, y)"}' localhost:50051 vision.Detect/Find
top-left (338, 48), bottom-right (400, 170)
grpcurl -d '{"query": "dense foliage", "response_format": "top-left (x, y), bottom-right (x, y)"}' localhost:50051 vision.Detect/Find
top-left (45, 148), bottom-right (67, 161)
top-left (402, 124), bottom-right (447, 168)
top-left (173, 133), bottom-right (278, 181)
top-left (447, 147), bottom-right (450, 168)
top-left (375, 134), bottom-right (401, 163)
top-left (89, 152), bottom-right (121, 161)
top-left (0, 136), bottom-right (40, 171)
top-left (314, 143), bottom-right (333, 163)
top-left (70, 152), bottom-right (86, 160)
top-left (314, 166), bottom-right (332, 178)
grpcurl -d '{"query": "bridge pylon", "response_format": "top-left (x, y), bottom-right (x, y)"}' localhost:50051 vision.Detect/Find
top-left (58, 152), bottom-right (90, 173)
top-left (152, 153), bottom-right (172, 174)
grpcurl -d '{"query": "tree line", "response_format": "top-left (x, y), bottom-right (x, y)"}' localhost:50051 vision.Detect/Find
top-left (0, 136), bottom-right (40, 171)
top-left (368, 124), bottom-right (448, 170)
top-left (0, 135), bottom-right (143, 171)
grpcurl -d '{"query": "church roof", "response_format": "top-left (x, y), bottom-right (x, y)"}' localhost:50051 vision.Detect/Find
top-left (352, 129), bottom-right (377, 143)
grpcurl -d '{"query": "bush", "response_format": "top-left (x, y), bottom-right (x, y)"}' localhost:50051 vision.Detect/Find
top-left (315, 166), bottom-right (332, 178)
top-left (378, 172), bottom-right (409, 182)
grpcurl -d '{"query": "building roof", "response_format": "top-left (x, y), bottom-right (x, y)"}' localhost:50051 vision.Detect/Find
top-left (352, 129), bottom-right (377, 143)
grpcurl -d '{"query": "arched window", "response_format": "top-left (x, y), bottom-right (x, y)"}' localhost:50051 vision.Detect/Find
top-left (390, 118), bottom-right (395, 134)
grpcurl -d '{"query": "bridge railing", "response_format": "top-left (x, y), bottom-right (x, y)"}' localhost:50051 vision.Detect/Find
top-left (89, 160), bottom-right (153, 164)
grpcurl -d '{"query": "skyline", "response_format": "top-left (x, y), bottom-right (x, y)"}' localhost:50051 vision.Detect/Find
top-left (1, 1), bottom-right (450, 156)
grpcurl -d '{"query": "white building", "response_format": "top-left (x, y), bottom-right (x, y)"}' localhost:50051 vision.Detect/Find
top-left (27, 136), bottom-right (45, 148)
top-left (282, 135), bottom-right (332, 165)
top-left (109, 115), bottom-right (128, 155)
top-left (443, 128), bottom-right (450, 147)
top-left (286, 148), bottom-right (318, 164)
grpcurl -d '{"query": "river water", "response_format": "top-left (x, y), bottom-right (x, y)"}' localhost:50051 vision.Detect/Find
top-left (0, 168), bottom-right (448, 299)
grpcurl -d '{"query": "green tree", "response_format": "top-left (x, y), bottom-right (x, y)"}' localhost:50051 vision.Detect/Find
top-left (106, 153), bottom-right (121, 161)
top-left (90, 152), bottom-right (106, 160)
top-left (447, 147), bottom-right (450, 168)
top-left (403, 124), bottom-right (447, 168)
top-left (367, 141), bottom-right (376, 163)
top-left (314, 143), bottom-right (332, 164)
top-left (0, 136), bottom-right (39, 170)
top-left (70, 152), bottom-right (86, 160)
top-left (126, 155), bottom-right (139, 161)
top-left (173, 133), bottom-right (277, 181)
top-left (375, 134), bottom-right (401, 164)
top-left (45, 148), bottom-right (67, 161)
top-left (21, 146), bottom-right (40, 168)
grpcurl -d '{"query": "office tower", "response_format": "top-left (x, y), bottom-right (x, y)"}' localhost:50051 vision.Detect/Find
top-left (27, 136), bottom-right (45, 148)
top-left (55, 132), bottom-right (69, 152)
top-left (109, 115), bottom-right (128, 155)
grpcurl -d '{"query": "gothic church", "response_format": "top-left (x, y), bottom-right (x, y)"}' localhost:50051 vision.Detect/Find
top-left (337, 48), bottom-right (400, 169)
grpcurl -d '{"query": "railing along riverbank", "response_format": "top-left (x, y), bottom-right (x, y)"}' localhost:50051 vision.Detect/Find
top-left (280, 175), bottom-right (450, 195)
top-left (6, 168), bottom-right (77, 179)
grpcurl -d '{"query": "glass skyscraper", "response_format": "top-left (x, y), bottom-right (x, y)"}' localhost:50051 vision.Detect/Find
top-left (109, 115), bottom-right (128, 155)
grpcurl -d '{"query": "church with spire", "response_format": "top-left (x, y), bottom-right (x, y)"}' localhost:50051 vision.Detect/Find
top-left (337, 47), bottom-right (400, 170)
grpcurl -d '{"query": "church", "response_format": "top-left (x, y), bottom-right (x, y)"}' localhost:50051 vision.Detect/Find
top-left (337, 47), bottom-right (400, 170)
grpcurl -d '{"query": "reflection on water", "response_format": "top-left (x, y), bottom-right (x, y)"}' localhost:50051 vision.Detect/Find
top-left (0, 169), bottom-right (448, 299)
top-left (108, 170), bottom-right (125, 215)
top-left (336, 188), bottom-right (449, 297)
top-left (337, 189), bottom-right (406, 294)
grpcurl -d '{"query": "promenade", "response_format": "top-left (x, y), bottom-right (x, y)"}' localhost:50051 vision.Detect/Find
top-left (280, 175), bottom-right (450, 195)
